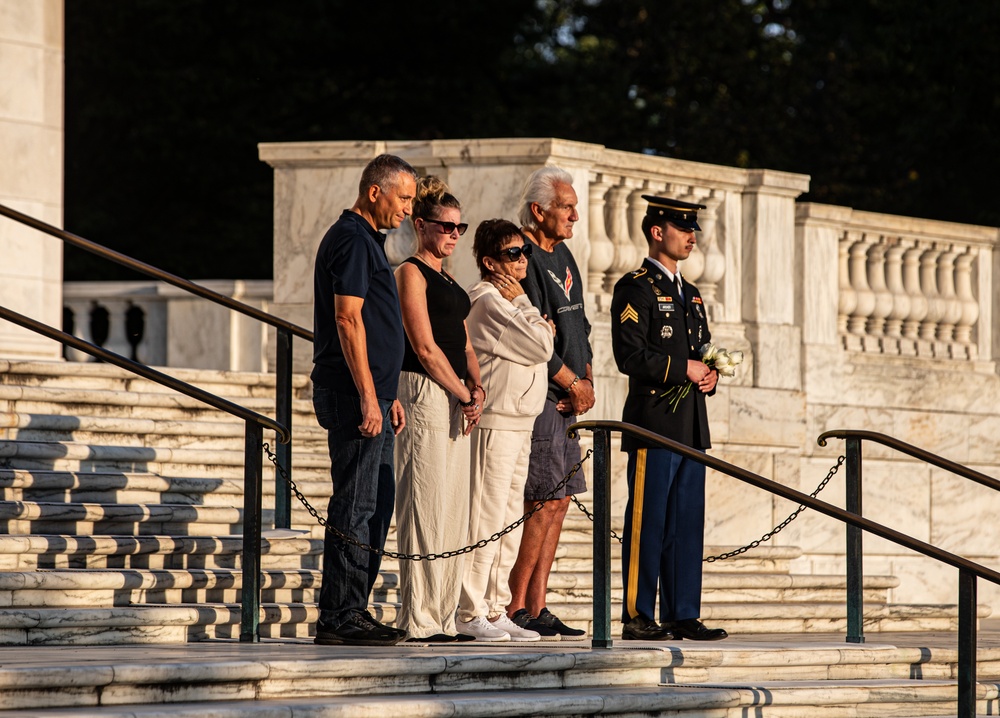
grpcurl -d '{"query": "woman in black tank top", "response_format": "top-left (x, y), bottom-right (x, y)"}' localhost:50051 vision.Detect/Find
top-left (392, 176), bottom-right (484, 643)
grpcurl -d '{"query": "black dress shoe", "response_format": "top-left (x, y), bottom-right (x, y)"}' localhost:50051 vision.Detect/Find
top-left (315, 611), bottom-right (405, 646)
top-left (621, 615), bottom-right (674, 641)
top-left (666, 618), bottom-right (728, 641)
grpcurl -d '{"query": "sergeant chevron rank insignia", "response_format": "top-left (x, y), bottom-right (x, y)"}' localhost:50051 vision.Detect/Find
top-left (620, 304), bottom-right (639, 323)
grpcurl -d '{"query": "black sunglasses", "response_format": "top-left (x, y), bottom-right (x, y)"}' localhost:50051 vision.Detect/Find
top-left (424, 218), bottom-right (469, 236)
top-left (495, 244), bottom-right (533, 262)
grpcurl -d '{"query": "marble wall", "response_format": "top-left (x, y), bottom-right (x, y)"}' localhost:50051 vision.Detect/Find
top-left (0, 0), bottom-right (64, 359)
top-left (259, 138), bottom-right (1000, 611)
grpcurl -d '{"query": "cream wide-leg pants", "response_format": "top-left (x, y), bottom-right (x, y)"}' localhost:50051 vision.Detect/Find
top-left (394, 371), bottom-right (470, 638)
top-left (457, 425), bottom-right (532, 621)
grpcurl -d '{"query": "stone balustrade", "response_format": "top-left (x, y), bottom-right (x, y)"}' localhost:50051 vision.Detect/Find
top-left (795, 204), bottom-right (994, 363)
top-left (62, 279), bottom-right (274, 372)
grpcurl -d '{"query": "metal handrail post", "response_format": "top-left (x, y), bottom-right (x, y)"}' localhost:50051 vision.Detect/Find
top-left (591, 428), bottom-right (613, 649)
top-left (957, 569), bottom-right (978, 718)
top-left (274, 327), bottom-right (293, 529)
top-left (845, 437), bottom-right (864, 643)
top-left (240, 421), bottom-right (264, 642)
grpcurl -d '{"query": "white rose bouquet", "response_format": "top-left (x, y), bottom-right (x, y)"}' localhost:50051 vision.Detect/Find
top-left (660, 342), bottom-right (744, 412)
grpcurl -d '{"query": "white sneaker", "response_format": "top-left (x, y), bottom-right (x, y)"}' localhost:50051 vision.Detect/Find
top-left (490, 613), bottom-right (541, 642)
top-left (457, 615), bottom-right (510, 642)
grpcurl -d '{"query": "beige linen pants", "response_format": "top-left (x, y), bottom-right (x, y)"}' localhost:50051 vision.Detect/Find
top-left (394, 371), bottom-right (470, 638)
top-left (457, 425), bottom-right (532, 621)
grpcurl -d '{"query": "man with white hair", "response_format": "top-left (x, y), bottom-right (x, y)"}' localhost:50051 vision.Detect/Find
top-left (505, 166), bottom-right (594, 640)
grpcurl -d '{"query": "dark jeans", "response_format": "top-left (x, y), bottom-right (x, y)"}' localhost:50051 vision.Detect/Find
top-left (312, 385), bottom-right (396, 629)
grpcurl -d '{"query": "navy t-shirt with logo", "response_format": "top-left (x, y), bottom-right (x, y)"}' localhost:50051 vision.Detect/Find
top-left (311, 210), bottom-right (405, 401)
top-left (520, 240), bottom-right (592, 402)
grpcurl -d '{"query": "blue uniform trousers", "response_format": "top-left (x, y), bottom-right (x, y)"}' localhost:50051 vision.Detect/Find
top-left (621, 447), bottom-right (705, 623)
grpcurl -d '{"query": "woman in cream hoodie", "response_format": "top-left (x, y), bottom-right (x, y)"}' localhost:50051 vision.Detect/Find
top-left (456, 218), bottom-right (555, 642)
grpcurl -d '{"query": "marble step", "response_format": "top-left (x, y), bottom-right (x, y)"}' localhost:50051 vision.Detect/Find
top-left (0, 533), bottom-right (322, 570)
top-left (0, 641), bottom-right (998, 714)
top-left (0, 439), bottom-right (332, 479)
top-left (542, 599), bottom-right (993, 635)
top-left (0, 359), bottom-right (312, 399)
top-left (0, 565), bottom-right (892, 612)
top-left (0, 411), bottom-right (328, 451)
top-left (0, 565), bottom-right (978, 640)
top-left (535, 570), bottom-right (899, 605)
top-left (0, 499), bottom-right (331, 536)
top-left (0, 602), bottom-right (341, 644)
top-left (0, 384), bottom-right (318, 425)
top-left (2, 681), bottom-right (997, 718)
top-left (5, 682), bottom-right (993, 718)
top-left (0, 468), bottom-right (334, 506)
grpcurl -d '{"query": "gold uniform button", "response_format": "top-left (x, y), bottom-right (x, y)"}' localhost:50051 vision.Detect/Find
top-left (649, 389), bottom-right (656, 395)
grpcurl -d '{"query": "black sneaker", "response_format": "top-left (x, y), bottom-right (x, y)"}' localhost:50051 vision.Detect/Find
top-left (510, 608), bottom-right (560, 639)
top-left (315, 611), bottom-right (405, 646)
top-left (533, 608), bottom-right (586, 639)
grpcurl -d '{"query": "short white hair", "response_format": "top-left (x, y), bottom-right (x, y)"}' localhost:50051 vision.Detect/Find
top-left (517, 166), bottom-right (575, 231)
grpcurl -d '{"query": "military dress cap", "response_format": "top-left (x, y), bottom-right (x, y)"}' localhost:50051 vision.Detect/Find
top-left (642, 195), bottom-right (707, 231)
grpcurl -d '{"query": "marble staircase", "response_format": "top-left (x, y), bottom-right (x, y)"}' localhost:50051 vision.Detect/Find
top-left (2, 359), bottom-right (999, 715)
top-left (0, 639), bottom-right (998, 716)
top-left (0, 359), bottom-right (990, 645)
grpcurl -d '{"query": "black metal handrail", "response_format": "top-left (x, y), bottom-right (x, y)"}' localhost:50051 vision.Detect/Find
top-left (570, 419), bottom-right (999, 718)
top-left (817, 428), bottom-right (1000, 645)
top-left (0, 202), bottom-right (313, 529)
top-left (818, 428), bottom-right (1000, 492)
top-left (0, 304), bottom-right (289, 643)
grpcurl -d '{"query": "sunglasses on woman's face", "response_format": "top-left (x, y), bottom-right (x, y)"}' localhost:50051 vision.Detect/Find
top-left (495, 244), bottom-right (533, 262)
top-left (424, 218), bottom-right (469, 236)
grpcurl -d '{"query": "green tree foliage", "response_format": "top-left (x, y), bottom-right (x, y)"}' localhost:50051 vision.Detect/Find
top-left (65, 0), bottom-right (538, 280)
top-left (64, 0), bottom-right (1000, 280)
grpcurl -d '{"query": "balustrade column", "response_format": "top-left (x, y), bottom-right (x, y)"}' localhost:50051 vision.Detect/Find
top-left (837, 232), bottom-right (858, 341)
top-left (918, 246), bottom-right (945, 356)
top-left (846, 235), bottom-right (875, 351)
top-left (864, 241), bottom-right (892, 351)
top-left (900, 244), bottom-right (928, 355)
top-left (603, 184), bottom-right (637, 292)
top-left (62, 300), bottom-right (93, 362)
top-left (935, 248), bottom-right (961, 349)
top-left (953, 249), bottom-right (979, 358)
top-left (586, 178), bottom-right (615, 293)
top-left (882, 241), bottom-right (910, 355)
top-left (694, 194), bottom-right (726, 312)
top-left (627, 186), bottom-right (649, 261)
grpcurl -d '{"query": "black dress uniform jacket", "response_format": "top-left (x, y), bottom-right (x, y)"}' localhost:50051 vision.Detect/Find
top-left (610, 259), bottom-right (713, 452)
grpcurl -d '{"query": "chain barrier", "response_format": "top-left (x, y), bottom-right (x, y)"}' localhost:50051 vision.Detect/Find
top-left (571, 454), bottom-right (846, 563)
top-left (263, 442), bottom-right (592, 562)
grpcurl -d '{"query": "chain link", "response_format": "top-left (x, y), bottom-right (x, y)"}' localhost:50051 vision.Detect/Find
top-left (263, 443), bottom-right (592, 562)
top-left (571, 454), bottom-right (846, 563)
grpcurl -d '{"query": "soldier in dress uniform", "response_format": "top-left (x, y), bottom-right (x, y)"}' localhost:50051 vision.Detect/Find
top-left (609, 195), bottom-right (728, 642)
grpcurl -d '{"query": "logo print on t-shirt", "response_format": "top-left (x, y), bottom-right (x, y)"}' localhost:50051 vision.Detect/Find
top-left (547, 267), bottom-right (573, 301)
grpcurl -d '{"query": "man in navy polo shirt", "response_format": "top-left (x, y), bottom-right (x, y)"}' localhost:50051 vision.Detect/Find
top-left (311, 154), bottom-right (417, 646)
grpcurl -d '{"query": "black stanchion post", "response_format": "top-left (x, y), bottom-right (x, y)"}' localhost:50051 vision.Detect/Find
top-left (957, 569), bottom-right (977, 718)
top-left (241, 421), bottom-right (264, 642)
top-left (274, 327), bottom-right (293, 529)
top-left (845, 437), bottom-right (864, 643)
top-left (591, 428), bottom-right (613, 649)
